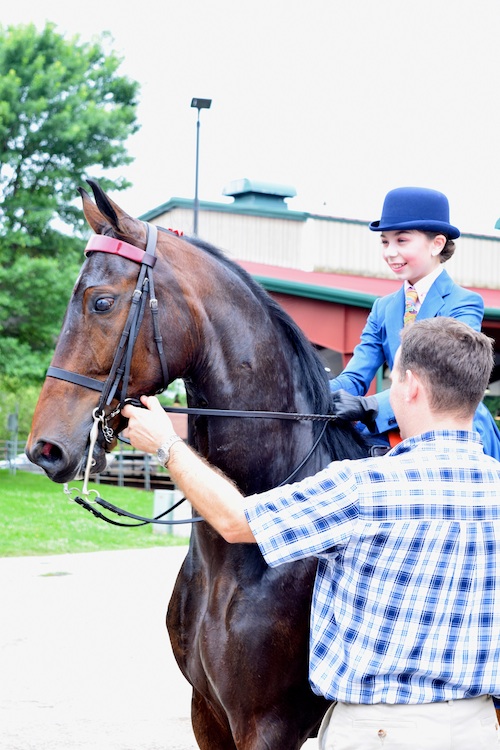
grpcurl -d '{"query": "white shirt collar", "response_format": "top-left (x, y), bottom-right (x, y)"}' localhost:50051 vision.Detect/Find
top-left (405, 265), bottom-right (444, 303)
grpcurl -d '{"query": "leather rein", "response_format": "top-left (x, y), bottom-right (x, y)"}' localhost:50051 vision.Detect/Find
top-left (48, 224), bottom-right (336, 527)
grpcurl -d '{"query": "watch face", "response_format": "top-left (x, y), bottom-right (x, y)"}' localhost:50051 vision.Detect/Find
top-left (157, 436), bottom-right (180, 466)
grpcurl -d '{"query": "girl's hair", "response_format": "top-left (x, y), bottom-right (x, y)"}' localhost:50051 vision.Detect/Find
top-left (423, 232), bottom-right (455, 262)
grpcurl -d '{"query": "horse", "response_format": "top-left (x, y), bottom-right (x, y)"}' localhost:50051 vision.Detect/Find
top-left (26, 180), bottom-right (370, 749)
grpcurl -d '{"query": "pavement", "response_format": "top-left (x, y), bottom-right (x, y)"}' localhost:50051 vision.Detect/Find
top-left (0, 547), bottom-right (197, 750)
top-left (0, 546), bottom-right (318, 750)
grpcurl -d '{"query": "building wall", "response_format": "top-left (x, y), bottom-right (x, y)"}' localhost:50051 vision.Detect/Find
top-left (150, 202), bottom-right (500, 290)
top-left (151, 205), bottom-right (305, 268)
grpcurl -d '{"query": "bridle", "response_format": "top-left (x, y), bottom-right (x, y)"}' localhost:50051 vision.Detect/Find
top-left (48, 223), bottom-right (169, 426)
top-left (47, 223), bottom-right (338, 527)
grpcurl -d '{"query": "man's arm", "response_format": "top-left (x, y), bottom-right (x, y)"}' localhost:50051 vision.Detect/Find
top-left (121, 396), bottom-right (256, 544)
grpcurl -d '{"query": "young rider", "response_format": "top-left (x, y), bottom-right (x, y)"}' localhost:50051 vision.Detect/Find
top-left (329, 186), bottom-right (500, 459)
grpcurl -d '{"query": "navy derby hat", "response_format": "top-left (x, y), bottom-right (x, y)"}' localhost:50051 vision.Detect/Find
top-left (369, 187), bottom-right (460, 239)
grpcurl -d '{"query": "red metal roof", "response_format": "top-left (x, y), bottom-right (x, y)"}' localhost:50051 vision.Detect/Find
top-left (238, 260), bottom-right (500, 311)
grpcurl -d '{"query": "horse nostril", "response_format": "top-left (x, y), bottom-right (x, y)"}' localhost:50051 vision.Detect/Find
top-left (26, 439), bottom-right (80, 484)
top-left (39, 441), bottom-right (63, 464)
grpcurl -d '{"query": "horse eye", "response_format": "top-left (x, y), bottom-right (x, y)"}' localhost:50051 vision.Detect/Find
top-left (94, 297), bottom-right (115, 312)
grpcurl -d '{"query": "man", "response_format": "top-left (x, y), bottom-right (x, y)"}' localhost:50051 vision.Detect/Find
top-left (122, 318), bottom-right (500, 749)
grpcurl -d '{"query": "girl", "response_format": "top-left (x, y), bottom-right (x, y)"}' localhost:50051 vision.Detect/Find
top-left (330, 186), bottom-right (500, 458)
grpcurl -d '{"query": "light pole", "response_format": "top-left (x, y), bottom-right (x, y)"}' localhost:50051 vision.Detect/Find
top-left (190, 97), bottom-right (212, 236)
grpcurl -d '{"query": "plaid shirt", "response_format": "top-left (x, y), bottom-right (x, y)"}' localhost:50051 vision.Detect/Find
top-left (244, 431), bottom-right (500, 704)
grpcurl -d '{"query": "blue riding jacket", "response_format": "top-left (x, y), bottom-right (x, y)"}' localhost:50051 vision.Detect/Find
top-left (330, 269), bottom-right (500, 460)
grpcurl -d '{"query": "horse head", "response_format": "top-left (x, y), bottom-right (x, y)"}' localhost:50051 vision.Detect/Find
top-left (26, 181), bottom-right (189, 482)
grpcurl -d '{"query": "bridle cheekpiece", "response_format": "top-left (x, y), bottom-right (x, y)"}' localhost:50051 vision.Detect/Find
top-left (47, 223), bottom-right (170, 500)
top-left (47, 223), bottom-right (168, 413)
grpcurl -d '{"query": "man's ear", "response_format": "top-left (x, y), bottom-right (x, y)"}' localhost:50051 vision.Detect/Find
top-left (405, 369), bottom-right (420, 402)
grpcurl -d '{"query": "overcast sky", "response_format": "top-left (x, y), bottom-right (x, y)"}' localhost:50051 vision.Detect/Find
top-left (3, 0), bottom-right (500, 236)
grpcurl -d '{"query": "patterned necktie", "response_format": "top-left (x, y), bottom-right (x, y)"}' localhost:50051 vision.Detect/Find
top-left (403, 286), bottom-right (419, 326)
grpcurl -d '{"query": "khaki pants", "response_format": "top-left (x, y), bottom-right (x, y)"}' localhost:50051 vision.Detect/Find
top-left (318, 696), bottom-right (499, 749)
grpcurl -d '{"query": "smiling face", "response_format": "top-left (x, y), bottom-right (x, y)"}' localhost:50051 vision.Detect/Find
top-left (381, 230), bottom-right (446, 284)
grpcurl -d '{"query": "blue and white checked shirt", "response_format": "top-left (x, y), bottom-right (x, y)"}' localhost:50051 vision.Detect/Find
top-left (244, 431), bottom-right (500, 704)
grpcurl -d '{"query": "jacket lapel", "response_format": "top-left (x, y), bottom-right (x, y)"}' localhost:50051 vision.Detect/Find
top-left (385, 270), bottom-right (453, 364)
top-left (417, 269), bottom-right (452, 319)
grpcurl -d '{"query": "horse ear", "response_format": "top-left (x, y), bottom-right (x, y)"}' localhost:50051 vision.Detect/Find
top-left (78, 179), bottom-right (145, 244)
top-left (77, 186), bottom-right (110, 234)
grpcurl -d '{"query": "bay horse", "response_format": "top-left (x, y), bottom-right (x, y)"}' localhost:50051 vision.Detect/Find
top-left (26, 180), bottom-right (370, 749)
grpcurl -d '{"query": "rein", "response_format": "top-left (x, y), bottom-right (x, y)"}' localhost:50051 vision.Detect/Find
top-left (63, 404), bottom-right (333, 528)
top-left (65, 418), bottom-right (330, 528)
top-left (51, 224), bottom-right (337, 528)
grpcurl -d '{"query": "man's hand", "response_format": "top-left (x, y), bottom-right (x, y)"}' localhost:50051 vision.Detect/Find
top-left (123, 395), bottom-right (254, 544)
top-left (331, 390), bottom-right (379, 430)
top-left (122, 395), bottom-right (175, 453)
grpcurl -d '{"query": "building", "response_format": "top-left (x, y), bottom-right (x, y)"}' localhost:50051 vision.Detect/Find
top-left (141, 179), bottom-right (500, 397)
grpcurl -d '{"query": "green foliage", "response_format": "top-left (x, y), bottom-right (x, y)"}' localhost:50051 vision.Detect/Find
top-left (159, 379), bottom-right (188, 406)
top-left (0, 22), bottom-right (140, 380)
top-left (0, 375), bottom-right (41, 441)
top-left (0, 254), bottom-right (80, 347)
top-left (0, 22), bottom-right (139, 246)
top-left (484, 395), bottom-right (500, 419)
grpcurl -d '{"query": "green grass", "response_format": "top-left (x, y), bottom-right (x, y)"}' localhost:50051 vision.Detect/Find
top-left (0, 469), bottom-right (190, 557)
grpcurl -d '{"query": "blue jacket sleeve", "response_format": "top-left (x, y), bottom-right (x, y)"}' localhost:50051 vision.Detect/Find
top-left (474, 402), bottom-right (500, 460)
top-left (372, 389), bottom-right (397, 433)
top-left (371, 286), bottom-right (485, 432)
top-left (330, 298), bottom-right (387, 396)
top-left (331, 280), bottom-right (484, 410)
top-left (329, 278), bottom-right (489, 444)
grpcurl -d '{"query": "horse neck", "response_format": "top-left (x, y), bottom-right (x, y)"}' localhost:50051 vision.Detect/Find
top-left (185, 306), bottom-right (329, 492)
top-left (181, 267), bottom-right (306, 406)
top-left (161, 252), bottom-right (295, 410)
top-left (156, 242), bottom-right (334, 490)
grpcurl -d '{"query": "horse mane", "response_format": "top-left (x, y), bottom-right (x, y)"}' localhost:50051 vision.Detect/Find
top-left (172, 232), bottom-right (369, 462)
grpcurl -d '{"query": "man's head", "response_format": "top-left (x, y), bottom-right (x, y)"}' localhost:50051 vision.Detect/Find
top-left (392, 318), bottom-right (494, 425)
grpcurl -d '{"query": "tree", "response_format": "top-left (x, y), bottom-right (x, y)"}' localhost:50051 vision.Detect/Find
top-left (0, 22), bottom-right (140, 382)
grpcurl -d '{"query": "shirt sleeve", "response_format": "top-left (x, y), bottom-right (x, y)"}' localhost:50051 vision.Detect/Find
top-left (244, 462), bottom-right (359, 567)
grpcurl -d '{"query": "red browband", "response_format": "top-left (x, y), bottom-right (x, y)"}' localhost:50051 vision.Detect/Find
top-left (84, 235), bottom-right (152, 265)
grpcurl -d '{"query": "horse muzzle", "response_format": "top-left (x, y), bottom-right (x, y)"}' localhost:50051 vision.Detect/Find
top-left (25, 436), bottom-right (108, 484)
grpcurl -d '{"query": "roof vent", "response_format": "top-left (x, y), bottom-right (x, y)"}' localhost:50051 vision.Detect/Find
top-left (222, 178), bottom-right (296, 210)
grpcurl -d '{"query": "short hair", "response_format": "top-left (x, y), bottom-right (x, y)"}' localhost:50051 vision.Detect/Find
top-left (397, 318), bottom-right (494, 418)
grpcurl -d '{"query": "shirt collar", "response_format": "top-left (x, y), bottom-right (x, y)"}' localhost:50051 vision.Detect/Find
top-left (389, 430), bottom-right (484, 456)
top-left (405, 265), bottom-right (443, 302)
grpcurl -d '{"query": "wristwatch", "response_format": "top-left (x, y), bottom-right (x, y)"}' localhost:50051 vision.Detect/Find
top-left (157, 435), bottom-right (183, 467)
